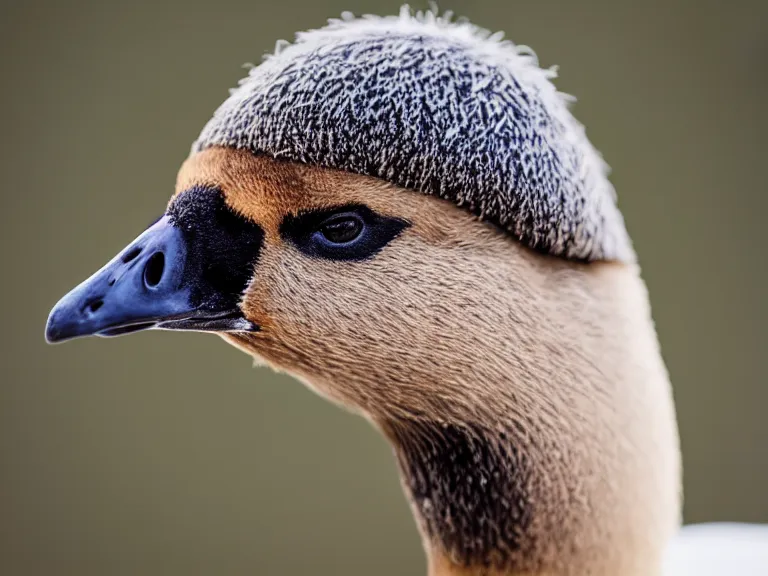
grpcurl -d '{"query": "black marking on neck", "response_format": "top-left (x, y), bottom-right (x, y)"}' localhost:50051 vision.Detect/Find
top-left (167, 186), bottom-right (264, 311)
top-left (386, 420), bottom-right (533, 569)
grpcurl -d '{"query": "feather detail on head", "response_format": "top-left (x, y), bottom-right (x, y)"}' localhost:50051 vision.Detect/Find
top-left (193, 5), bottom-right (634, 262)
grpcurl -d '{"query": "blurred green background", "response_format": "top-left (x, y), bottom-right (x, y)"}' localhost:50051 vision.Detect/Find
top-left (1, 0), bottom-right (766, 574)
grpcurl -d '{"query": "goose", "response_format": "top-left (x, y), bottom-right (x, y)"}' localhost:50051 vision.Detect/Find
top-left (44, 8), bottom-right (767, 576)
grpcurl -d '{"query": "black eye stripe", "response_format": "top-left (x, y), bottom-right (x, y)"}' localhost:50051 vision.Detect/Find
top-left (279, 204), bottom-right (410, 261)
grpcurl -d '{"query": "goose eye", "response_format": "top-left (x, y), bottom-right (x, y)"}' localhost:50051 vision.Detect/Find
top-left (320, 215), bottom-right (363, 244)
top-left (280, 204), bottom-right (410, 261)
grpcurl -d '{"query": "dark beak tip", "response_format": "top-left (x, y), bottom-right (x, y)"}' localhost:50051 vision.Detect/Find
top-left (45, 331), bottom-right (67, 345)
top-left (44, 319), bottom-right (62, 345)
top-left (45, 290), bottom-right (93, 344)
top-left (44, 326), bottom-right (57, 344)
top-left (45, 328), bottom-right (58, 344)
top-left (44, 305), bottom-right (71, 344)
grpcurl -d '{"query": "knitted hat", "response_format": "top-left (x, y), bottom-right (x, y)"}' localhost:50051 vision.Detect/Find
top-left (193, 7), bottom-right (634, 262)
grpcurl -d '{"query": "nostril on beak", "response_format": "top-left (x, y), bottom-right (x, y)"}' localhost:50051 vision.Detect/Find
top-left (84, 298), bottom-right (104, 316)
top-left (122, 246), bottom-right (142, 263)
top-left (143, 252), bottom-right (165, 288)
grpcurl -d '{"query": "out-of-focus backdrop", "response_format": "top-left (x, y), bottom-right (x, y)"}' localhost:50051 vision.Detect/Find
top-left (2, 1), bottom-right (766, 574)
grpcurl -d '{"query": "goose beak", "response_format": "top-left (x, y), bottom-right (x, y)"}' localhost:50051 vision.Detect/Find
top-left (45, 216), bottom-right (254, 344)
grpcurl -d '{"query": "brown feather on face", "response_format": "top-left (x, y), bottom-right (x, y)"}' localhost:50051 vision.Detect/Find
top-left (174, 147), bottom-right (681, 576)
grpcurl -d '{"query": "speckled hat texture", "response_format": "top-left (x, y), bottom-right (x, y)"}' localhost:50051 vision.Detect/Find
top-left (193, 6), bottom-right (634, 262)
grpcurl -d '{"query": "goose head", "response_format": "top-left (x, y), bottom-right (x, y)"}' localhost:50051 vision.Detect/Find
top-left (45, 9), bottom-right (681, 576)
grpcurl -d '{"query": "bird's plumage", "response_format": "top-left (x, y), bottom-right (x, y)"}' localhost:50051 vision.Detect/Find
top-left (177, 148), bottom-right (681, 575)
top-left (45, 7), bottom-right (766, 576)
top-left (194, 7), bottom-right (633, 262)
